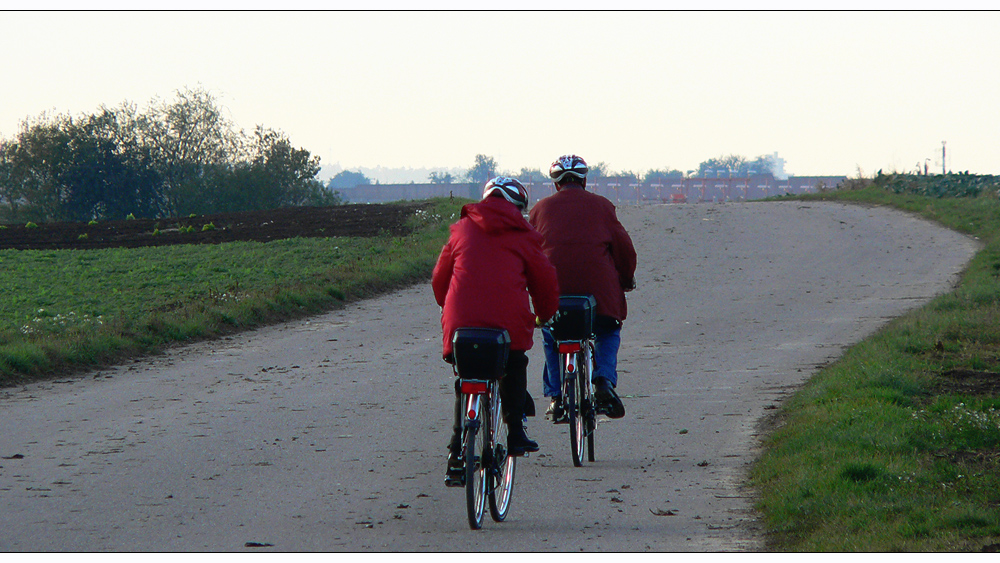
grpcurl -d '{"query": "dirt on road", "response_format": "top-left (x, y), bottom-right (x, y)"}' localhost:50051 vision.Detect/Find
top-left (0, 201), bottom-right (980, 552)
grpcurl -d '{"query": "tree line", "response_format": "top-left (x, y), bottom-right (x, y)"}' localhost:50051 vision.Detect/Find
top-left (436, 153), bottom-right (780, 186)
top-left (0, 86), bottom-right (339, 223)
top-left (329, 153), bottom-right (779, 190)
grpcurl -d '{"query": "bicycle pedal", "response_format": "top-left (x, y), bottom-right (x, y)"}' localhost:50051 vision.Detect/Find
top-left (596, 404), bottom-right (624, 419)
top-left (444, 471), bottom-right (465, 488)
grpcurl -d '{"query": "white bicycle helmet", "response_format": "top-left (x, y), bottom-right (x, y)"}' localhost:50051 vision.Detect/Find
top-left (482, 176), bottom-right (529, 210)
top-left (549, 155), bottom-right (588, 183)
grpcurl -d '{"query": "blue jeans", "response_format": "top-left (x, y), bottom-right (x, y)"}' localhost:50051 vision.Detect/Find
top-left (541, 325), bottom-right (621, 398)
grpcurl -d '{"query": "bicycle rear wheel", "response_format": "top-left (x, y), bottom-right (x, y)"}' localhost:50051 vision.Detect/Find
top-left (488, 389), bottom-right (515, 522)
top-left (566, 359), bottom-right (585, 467)
top-left (464, 413), bottom-right (487, 529)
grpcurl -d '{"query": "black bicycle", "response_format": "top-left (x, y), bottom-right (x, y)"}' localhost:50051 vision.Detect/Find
top-left (449, 327), bottom-right (516, 529)
top-left (549, 295), bottom-right (597, 467)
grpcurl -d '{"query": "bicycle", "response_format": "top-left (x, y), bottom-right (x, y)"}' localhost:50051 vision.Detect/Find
top-left (548, 295), bottom-right (597, 467)
top-left (447, 327), bottom-right (516, 529)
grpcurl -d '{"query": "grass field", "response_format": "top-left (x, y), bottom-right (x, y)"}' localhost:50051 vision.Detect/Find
top-left (0, 198), bottom-right (466, 386)
top-left (752, 181), bottom-right (1000, 551)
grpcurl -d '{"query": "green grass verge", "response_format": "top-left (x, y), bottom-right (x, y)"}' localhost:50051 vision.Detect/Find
top-left (0, 198), bottom-right (467, 386)
top-left (753, 184), bottom-right (1000, 551)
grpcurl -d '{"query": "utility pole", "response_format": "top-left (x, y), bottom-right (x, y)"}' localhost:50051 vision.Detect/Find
top-left (942, 141), bottom-right (947, 174)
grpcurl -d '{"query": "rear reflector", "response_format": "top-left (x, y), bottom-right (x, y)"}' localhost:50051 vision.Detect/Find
top-left (461, 380), bottom-right (488, 394)
top-left (558, 342), bottom-right (581, 354)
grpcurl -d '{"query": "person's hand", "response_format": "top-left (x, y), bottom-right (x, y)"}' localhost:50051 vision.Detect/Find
top-left (536, 310), bottom-right (560, 327)
top-left (624, 278), bottom-right (636, 292)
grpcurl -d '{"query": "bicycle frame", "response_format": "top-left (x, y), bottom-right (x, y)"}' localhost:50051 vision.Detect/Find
top-left (544, 294), bottom-right (598, 467)
top-left (449, 327), bottom-right (515, 529)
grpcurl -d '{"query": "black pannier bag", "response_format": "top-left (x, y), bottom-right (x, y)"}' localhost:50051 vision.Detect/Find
top-left (550, 295), bottom-right (596, 341)
top-left (452, 328), bottom-right (511, 380)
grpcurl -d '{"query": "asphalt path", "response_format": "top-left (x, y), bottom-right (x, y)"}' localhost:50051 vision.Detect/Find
top-left (0, 201), bottom-right (979, 552)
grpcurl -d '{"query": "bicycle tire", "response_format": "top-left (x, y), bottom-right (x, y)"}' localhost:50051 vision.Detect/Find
top-left (488, 387), bottom-right (515, 522)
top-left (584, 342), bottom-right (596, 462)
top-left (575, 359), bottom-right (589, 466)
top-left (566, 357), bottom-right (585, 467)
top-left (464, 411), bottom-right (487, 530)
top-left (587, 413), bottom-right (596, 461)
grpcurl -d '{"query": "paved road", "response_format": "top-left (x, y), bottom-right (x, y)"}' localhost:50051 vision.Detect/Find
top-left (0, 201), bottom-right (978, 551)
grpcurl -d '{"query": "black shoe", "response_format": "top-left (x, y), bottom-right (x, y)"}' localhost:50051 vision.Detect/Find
top-left (507, 423), bottom-right (539, 456)
top-left (546, 397), bottom-right (567, 423)
top-left (447, 432), bottom-right (462, 454)
top-left (445, 433), bottom-right (465, 487)
top-left (594, 378), bottom-right (625, 419)
top-left (445, 451), bottom-right (465, 487)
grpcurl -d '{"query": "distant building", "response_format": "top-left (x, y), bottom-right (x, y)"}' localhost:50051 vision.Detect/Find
top-left (336, 173), bottom-right (847, 206)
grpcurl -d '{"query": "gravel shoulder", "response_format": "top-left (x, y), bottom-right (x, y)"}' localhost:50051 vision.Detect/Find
top-left (0, 201), bottom-right (978, 551)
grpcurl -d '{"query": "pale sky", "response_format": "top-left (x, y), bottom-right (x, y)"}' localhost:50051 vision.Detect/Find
top-left (2, 10), bottom-right (998, 178)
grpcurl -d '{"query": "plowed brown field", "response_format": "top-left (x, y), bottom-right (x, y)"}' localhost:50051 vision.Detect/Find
top-left (0, 202), bottom-right (427, 250)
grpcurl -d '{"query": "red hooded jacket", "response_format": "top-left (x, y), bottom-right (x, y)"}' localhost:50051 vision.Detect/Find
top-left (528, 184), bottom-right (637, 322)
top-left (433, 196), bottom-right (560, 359)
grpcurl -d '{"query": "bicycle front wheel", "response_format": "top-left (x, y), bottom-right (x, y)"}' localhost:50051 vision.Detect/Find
top-left (464, 416), bottom-right (487, 530)
top-left (488, 389), bottom-right (515, 522)
top-left (583, 343), bottom-right (596, 462)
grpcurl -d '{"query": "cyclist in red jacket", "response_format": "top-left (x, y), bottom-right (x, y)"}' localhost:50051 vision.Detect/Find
top-left (529, 155), bottom-right (637, 420)
top-left (433, 177), bottom-right (560, 481)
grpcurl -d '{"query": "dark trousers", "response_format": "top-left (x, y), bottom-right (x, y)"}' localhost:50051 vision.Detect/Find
top-left (451, 350), bottom-right (529, 452)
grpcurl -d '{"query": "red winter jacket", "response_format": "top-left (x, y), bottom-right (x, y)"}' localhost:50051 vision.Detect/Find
top-left (528, 184), bottom-right (637, 322)
top-left (433, 197), bottom-right (560, 359)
